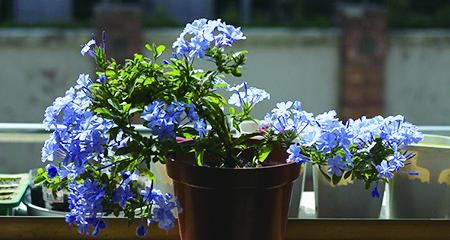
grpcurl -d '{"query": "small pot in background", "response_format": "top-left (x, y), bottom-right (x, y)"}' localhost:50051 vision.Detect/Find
top-left (389, 134), bottom-right (450, 218)
top-left (288, 166), bottom-right (305, 218)
top-left (313, 165), bottom-right (384, 218)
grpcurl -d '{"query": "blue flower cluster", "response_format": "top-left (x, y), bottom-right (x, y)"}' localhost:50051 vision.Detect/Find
top-left (112, 170), bottom-right (139, 208)
top-left (173, 18), bottom-right (246, 59)
top-left (228, 82), bottom-right (270, 108)
top-left (66, 179), bottom-right (106, 236)
top-left (313, 111), bottom-right (353, 176)
top-left (141, 100), bottom-right (208, 140)
top-left (262, 101), bottom-right (320, 164)
top-left (42, 74), bottom-right (114, 179)
top-left (42, 74), bottom-right (116, 235)
top-left (262, 102), bottom-right (423, 183)
top-left (137, 187), bottom-right (181, 237)
top-left (346, 115), bottom-right (423, 181)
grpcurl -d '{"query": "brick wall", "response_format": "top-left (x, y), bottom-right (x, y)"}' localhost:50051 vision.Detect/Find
top-left (337, 4), bottom-right (386, 121)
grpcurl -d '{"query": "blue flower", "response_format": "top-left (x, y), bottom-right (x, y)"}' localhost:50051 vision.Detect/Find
top-left (98, 75), bottom-right (106, 83)
top-left (228, 82), bottom-right (270, 108)
top-left (112, 185), bottom-right (134, 208)
top-left (194, 120), bottom-right (208, 138)
top-left (292, 101), bottom-right (302, 112)
top-left (271, 101), bottom-right (293, 117)
top-left (121, 170), bottom-right (139, 185)
top-left (142, 101), bottom-right (208, 140)
top-left (92, 218), bottom-right (106, 237)
top-left (298, 125), bottom-right (321, 146)
top-left (327, 155), bottom-right (348, 177)
top-left (66, 179), bottom-right (105, 236)
top-left (287, 143), bottom-right (309, 164)
top-left (379, 115), bottom-right (424, 146)
top-left (173, 19), bottom-right (246, 60)
top-left (371, 184), bottom-right (380, 198)
top-left (80, 32), bottom-right (107, 58)
top-left (136, 222), bottom-right (147, 237)
top-left (152, 192), bottom-right (179, 231)
top-left (75, 74), bottom-right (92, 92)
top-left (140, 187), bottom-right (181, 231)
top-left (387, 151), bottom-right (407, 171)
top-left (376, 160), bottom-right (395, 180)
top-left (262, 101), bottom-right (319, 152)
top-left (46, 163), bottom-right (58, 178)
top-left (141, 101), bottom-right (176, 140)
top-left (80, 38), bottom-right (96, 57)
top-left (42, 74), bottom-right (114, 179)
top-left (314, 111), bottom-right (349, 154)
top-left (218, 23), bottom-right (246, 44)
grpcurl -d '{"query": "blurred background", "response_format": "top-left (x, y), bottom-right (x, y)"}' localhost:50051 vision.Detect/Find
top-left (0, 0), bottom-right (450, 172)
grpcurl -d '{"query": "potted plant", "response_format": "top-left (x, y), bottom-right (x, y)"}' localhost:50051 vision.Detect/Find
top-left (310, 114), bottom-right (423, 218)
top-left (36, 19), bottom-right (423, 239)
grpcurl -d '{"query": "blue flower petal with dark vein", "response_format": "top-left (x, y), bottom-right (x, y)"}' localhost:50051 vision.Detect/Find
top-left (327, 155), bottom-right (347, 177)
top-left (376, 160), bottom-right (395, 180)
top-left (46, 163), bottom-right (59, 178)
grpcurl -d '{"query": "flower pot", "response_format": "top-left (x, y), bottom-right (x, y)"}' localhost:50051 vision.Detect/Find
top-left (166, 149), bottom-right (300, 240)
top-left (313, 165), bottom-right (384, 218)
top-left (288, 166), bottom-right (305, 218)
top-left (389, 134), bottom-right (450, 218)
top-left (23, 188), bottom-right (67, 216)
top-left (157, 159), bottom-right (304, 219)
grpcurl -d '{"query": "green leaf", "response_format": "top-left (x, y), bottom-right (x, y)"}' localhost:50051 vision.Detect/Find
top-left (122, 103), bottom-right (131, 113)
top-left (94, 107), bottom-right (113, 118)
top-left (156, 45), bottom-right (166, 57)
top-left (115, 147), bottom-right (131, 155)
top-left (129, 107), bottom-right (141, 115)
top-left (116, 161), bottom-right (129, 173)
top-left (142, 169), bottom-right (156, 182)
top-left (258, 143), bottom-right (273, 162)
top-left (33, 168), bottom-right (47, 185)
top-left (229, 106), bottom-right (236, 115)
top-left (196, 149), bottom-right (204, 166)
top-left (145, 43), bottom-right (152, 51)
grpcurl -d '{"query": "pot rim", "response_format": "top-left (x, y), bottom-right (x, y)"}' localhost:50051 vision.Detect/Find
top-left (167, 157), bottom-right (298, 171)
top-left (166, 158), bottom-right (301, 189)
top-left (410, 134), bottom-right (450, 150)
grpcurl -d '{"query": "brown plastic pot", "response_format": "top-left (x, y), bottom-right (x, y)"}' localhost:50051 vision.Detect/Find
top-left (166, 148), bottom-right (300, 240)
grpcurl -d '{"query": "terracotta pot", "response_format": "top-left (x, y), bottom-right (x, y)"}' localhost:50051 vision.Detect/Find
top-left (313, 165), bottom-right (384, 218)
top-left (166, 148), bottom-right (300, 240)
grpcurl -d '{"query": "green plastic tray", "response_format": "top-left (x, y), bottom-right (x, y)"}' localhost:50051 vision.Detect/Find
top-left (0, 173), bottom-right (29, 213)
